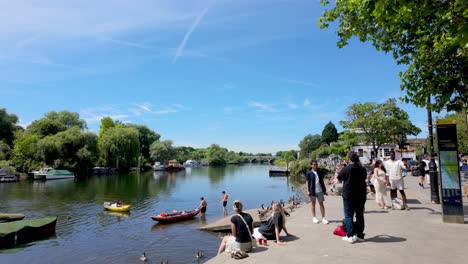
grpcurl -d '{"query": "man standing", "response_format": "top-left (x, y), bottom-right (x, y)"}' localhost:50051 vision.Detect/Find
top-left (306, 160), bottom-right (329, 224)
top-left (199, 197), bottom-right (207, 216)
top-left (385, 150), bottom-right (409, 210)
top-left (337, 152), bottom-right (367, 243)
top-left (221, 191), bottom-right (229, 216)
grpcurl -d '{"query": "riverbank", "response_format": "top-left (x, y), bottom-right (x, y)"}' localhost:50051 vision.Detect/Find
top-left (205, 175), bottom-right (468, 264)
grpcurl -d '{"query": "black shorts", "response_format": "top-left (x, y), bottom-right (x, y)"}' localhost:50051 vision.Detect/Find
top-left (201, 206), bottom-right (206, 213)
top-left (223, 201), bottom-right (227, 207)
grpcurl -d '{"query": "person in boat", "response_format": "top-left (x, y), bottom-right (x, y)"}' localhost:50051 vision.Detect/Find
top-left (217, 200), bottom-right (253, 254)
top-left (199, 197), bottom-right (207, 216)
top-left (253, 203), bottom-right (292, 245)
top-left (116, 199), bottom-right (123, 207)
top-left (221, 191), bottom-right (229, 216)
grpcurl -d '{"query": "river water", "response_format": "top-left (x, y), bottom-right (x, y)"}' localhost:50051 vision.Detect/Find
top-left (0, 164), bottom-right (304, 264)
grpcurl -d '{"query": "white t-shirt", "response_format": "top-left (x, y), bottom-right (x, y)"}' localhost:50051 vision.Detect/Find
top-left (385, 159), bottom-right (406, 180)
top-left (312, 170), bottom-right (323, 193)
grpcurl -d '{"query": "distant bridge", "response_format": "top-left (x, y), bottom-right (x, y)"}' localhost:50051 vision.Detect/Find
top-left (241, 156), bottom-right (276, 164)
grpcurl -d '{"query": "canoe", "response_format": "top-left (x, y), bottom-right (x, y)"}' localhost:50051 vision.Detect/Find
top-left (151, 208), bottom-right (200, 222)
top-left (0, 216), bottom-right (57, 248)
top-left (103, 202), bottom-right (131, 212)
top-left (0, 213), bottom-right (25, 223)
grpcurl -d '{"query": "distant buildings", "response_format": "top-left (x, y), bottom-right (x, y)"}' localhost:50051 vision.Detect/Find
top-left (351, 138), bottom-right (426, 162)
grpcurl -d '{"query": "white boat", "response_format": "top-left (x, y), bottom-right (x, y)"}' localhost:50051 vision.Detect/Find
top-left (183, 160), bottom-right (198, 167)
top-left (35, 169), bottom-right (74, 180)
top-left (153, 162), bottom-right (166, 171)
top-left (0, 169), bottom-right (18, 182)
top-left (33, 167), bottom-right (54, 180)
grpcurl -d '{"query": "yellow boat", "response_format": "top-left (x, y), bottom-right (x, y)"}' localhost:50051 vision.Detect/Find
top-left (103, 202), bottom-right (131, 212)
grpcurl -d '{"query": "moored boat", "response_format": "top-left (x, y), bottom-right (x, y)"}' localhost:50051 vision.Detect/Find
top-left (0, 213), bottom-right (25, 223)
top-left (32, 167), bottom-right (54, 180)
top-left (103, 202), bottom-right (131, 212)
top-left (45, 169), bottom-right (75, 180)
top-left (164, 159), bottom-right (185, 172)
top-left (152, 161), bottom-right (166, 171)
top-left (0, 216), bottom-right (57, 248)
top-left (0, 169), bottom-right (18, 182)
top-left (151, 207), bottom-right (200, 222)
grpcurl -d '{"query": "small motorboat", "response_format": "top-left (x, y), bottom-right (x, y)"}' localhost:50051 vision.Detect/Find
top-left (151, 207), bottom-right (200, 223)
top-left (103, 202), bottom-right (131, 212)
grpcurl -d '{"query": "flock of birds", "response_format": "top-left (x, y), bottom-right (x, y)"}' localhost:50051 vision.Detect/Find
top-left (140, 250), bottom-right (204, 263)
top-left (257, 193), bottom-right (304, 219)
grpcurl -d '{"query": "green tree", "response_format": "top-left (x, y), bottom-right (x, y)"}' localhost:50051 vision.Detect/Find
top-left (0, 108), bottom-right (21, 147)
top-left (28, 110), bottom-right (86, 138)
top-left (340, 98), bottom-right (421, 158)
top-left (443, 111), bottom-right (468, 154)
top-left (318, 0), bottom-right (467, 112)
top-left (321, 121), bottom-right (339, 145)
top-left (206, 144), bottom-right (228, 166)
top-left (98, 117), bottom-right (115, 139)
top-left (299, 134), bottom-right (322, 158)
top-left (98, 127), bottom-right (140, 169)
top-left (12, 131), bottom-right (41, 171)
top-left (45, 111), bottom-right (87, 130)
top-left (149, 140), bottom-right (176, 162)
top-left (126, 124), bottom-right (161, 161)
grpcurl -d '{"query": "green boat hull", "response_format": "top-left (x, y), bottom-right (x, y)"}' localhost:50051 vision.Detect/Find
top-left (0, 216), bottom-right (57, 248)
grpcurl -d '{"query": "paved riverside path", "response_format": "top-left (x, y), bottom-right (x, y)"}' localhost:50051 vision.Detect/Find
top-left (206, 175), bottom-right (468, 264)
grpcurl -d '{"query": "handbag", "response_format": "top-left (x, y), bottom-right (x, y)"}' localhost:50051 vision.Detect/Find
top-left (333, 225), bottom-right (346, 237)
top-left (236, 214), bottom-right (257, 248)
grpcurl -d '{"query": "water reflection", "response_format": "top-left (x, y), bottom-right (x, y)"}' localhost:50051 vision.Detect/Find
top-left (0, 165), bottom-right (302, 264)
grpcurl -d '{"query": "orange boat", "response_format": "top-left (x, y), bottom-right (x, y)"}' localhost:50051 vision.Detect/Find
top-left (151, 208), bottom-right (200, 222)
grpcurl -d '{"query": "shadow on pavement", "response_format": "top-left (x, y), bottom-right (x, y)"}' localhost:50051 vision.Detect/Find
top-left (406, 199), bottom-right (422, 204)
top-left (252, 247), bottom-right (268, 253)
top-left (366, 235), bottom-right (407, 243)
top-left (283, 235), bottom-right (300, 242)
top-left (365, 210), bottom-right (389, 214)
top-left (408, 206), bottom-right (442, 215)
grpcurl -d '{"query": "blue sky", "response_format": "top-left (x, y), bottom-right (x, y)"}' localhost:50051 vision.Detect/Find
top-left (0, 0), bottom-right (434, 154)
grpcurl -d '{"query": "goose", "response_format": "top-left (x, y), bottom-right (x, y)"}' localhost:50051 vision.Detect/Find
top-left (161, 258), bottom-right (169, 264)
top-left (140, 252), bottom-right (147, 262)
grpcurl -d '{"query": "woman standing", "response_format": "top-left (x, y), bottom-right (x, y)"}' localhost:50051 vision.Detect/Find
top-left (253, 203), bottom-right (292, 245)
top-left (217, 200), bottom-right (253, 255)
top-left (373, 160), bottom-right (387, 209)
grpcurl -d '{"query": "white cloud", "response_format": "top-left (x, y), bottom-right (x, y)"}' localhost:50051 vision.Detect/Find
top-left (283, 78), bottom-right (320, 88)
top-left (303, 98), bottom-right (310, 106)
top-left (248, 101), bottom-right (275, 112)
top-left (287, 102), bottom-right (299, 109)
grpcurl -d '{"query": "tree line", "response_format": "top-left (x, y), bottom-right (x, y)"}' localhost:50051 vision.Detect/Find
top-left (0, 109), bottom-right (270, 174)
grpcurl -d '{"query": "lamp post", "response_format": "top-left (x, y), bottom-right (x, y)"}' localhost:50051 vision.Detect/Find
top-left (427, 96), bottom-right (440, 204)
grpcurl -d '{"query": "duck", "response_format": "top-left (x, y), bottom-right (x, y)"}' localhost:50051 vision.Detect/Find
top-left (196, 250), bottom-right (204, 259)
top-left (140, 252), bottom-right (147, 262)
top-left (161, 258), bottom-right (169, 264)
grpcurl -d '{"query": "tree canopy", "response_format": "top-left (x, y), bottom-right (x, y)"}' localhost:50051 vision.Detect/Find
top-left (299, 134), bottom-right (322, 158)
top-left (340, 98), bottom-right (421, 156)
top-left (321, 121), bottom-right (339, 145)
top-left (319, 0), bottom-right (467, 112)
top-left (0, 108), bottom-right (21, 147)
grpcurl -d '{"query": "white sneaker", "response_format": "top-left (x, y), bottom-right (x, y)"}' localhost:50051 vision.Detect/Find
top-left (342, 236), bottom-right (355, 243)
top-left (322, 218), bottom-right (329, 224)
top-left (353, 235), bottom-right (364, 242)
top-left (312, 217), bottom-right (319, 224)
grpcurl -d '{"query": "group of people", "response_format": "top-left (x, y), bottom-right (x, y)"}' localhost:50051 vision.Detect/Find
top-left (307, 150), bottom-right (413, 244)
top-left (215, 149), bottom-right (428, 254)
top-left (217, 199), bottom-right (293, 255)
